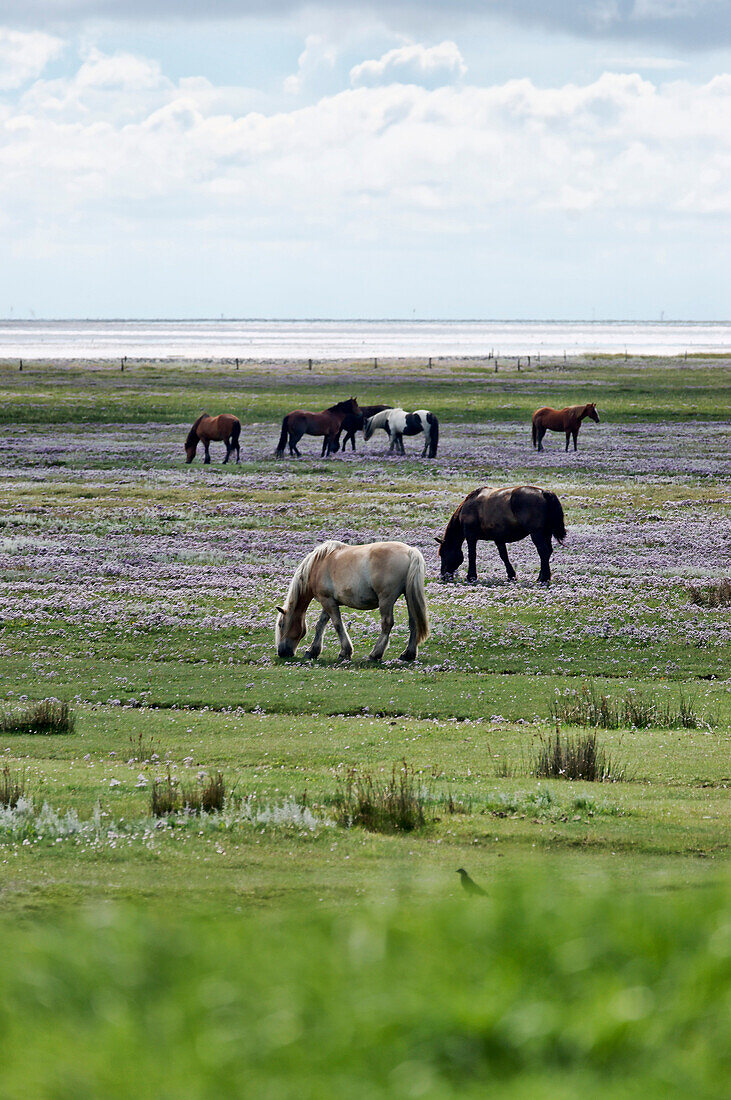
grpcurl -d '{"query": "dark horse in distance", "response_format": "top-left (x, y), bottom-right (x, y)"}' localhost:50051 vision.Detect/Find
top-left (532, 403), bottom-right (599, 452)
top-left (436, 485), bottom-right (566, 585)
top-left (185, 413), bottom-right (241, 464)
top-left (337, 404), bottom-right (392, 451)
top-left (276, 398), bottom-right (360, 457)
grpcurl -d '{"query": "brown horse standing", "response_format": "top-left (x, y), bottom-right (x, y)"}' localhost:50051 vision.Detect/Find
top-left (276, 398), bottom-right (360, 457)
top-left (436, 485), bottom-right (566, 584)
top-left (532, 403), bottom-right (599, 452)
top-left (185, 413), bottom-right (241, 464)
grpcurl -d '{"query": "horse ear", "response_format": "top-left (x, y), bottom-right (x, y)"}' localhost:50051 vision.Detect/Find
top-left (435, 536), bottom-right (443, 545)
top-left (276, 606), bottom-right (286, 616)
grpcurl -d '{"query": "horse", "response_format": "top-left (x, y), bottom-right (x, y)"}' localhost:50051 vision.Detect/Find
top-left (532, 403), bottom-right (599, 452)
top-left (275, 540), bottom-right (430, 662)
top-left (337, 404), bottom-right (392, 452)
top-left (276, 398), bottom-right (360, 457)
top-left (436, 485), bottom-right (566, 585)
top-left (185, 413), bottom-right (241, 464)
top-left (364, 407), bottom-right (440, 457)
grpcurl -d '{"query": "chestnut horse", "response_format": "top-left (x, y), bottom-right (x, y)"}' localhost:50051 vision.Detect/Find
top-left (436, 485), bottom-right (566, 585)
top-left (276, 398), bottom-right (360, 457)
top-left (532, 403), bottom-right (599, 452)
top-left (337, 404), bottom-right (392, 452)
top-left (185, 413), bottom-right (241, 464)
top-left (276, 540), bottom-right (429, 661)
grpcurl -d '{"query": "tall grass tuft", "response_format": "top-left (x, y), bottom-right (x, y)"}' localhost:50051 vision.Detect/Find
top-left (551, 683), bottom-right (703, 730)
top-left (0, 699), bottom-right (75, 735)
top-left (532, 725), bottom-right (626, 782)
top-left (333, 760), bottom-right (430, 833)
top-left (0, 764), bottom-right (27, 808)
top-left (150, 769), bottom-right (226, 817)
top-left (688, 578), bottom-right (731, 608)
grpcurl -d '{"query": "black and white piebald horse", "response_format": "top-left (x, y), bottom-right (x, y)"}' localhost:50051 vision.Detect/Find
top-left (363, 407), bottom-right (439, 458)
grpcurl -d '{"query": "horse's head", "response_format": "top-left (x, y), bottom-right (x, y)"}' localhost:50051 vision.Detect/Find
top-left (435, 535), bottom-right (463, 580)
top-left (184, 441), bottom-right (197, 463)
top-left (363, 416), bottom-right (375, 441)
top-left (275, 604), bottom-right (306, 657)
top-left (586, 403), bottom-right (600, 423)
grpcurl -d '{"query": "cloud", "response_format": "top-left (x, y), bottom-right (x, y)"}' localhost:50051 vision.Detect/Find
top-left (0, 28), bottom-right (63, 89)
top-left (1, 47), bottom-right (729, 261)
top-left (350, 41), bottom-right (466, 88)
top-left (1, 1), bottom-right (729, 49)
top-left (283, 34), bottom-right (337, 95)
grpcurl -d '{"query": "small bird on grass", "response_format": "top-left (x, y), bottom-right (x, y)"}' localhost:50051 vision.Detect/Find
top-left (456, 868), bottom-right (487, 896)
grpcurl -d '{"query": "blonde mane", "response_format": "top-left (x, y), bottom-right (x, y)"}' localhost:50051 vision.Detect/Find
top-left (285, 540), bottom-right (344, 607)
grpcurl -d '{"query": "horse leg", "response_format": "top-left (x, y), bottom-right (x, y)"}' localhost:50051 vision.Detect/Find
top-left (421, 433), bottom-right (428, 457)
top-left (466, 535), bottom-right (479, 583)
top-left (496, 540), bottom-right (516, 581)
top-left (289, 429), bottom-right (302, 457)
top-left (565, 431), bottom-right (570, 452)
top-left (399, 600), bottom-right (419, 662)
top-left (368, 598), bottom-right (395, 661)
top-left (223, 438), bottom-right (231, 464)
top-left (203, 440), bottom-right (211, 464)
top-left (326, 601), bottom-right (354, 660)
top-left (396, 433), bottom-right (405, 455)
top-left (537, 426), bottom-right (546, 452)
top-left (573, 427), bottom-right (579, 451)
top-left (321, 435), bottom-right (329, 457)
top-left (531, 532), bottom-right (552, 584)
top-left (304, 608), bottom-right (330, 660)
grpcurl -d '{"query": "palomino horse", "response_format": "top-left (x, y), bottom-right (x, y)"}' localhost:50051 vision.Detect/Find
top-left (532, 403), bottom-right (599, 452)
top-left (276, 398), bottom-right (360, 457)
top-left (185, 413), bottom-right (241, 464)
top-left (276, 540), bottom-right (429, 661)
top-left (364, 407), bottom-right (440, 457)
top-left (337, 404), bottom-right (392, 451)
top-left (437, 485), bottom-right (566, 585)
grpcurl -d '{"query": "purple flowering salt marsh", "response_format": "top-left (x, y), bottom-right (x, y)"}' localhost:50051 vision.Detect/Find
top-left (0, 356), bottom-right (728, 916)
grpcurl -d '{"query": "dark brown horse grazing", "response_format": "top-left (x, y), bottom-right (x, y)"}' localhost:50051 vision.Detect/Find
top-left (532, 403), bottom-right (599, 452)
top-left (185, 413), bottom-right (241, 464)
top-left (436, 485), bottom-right (566, 585)
top-left (337, 404), bottom-right (392, 452)
top-left (276, 398), bottom-right (360, 457)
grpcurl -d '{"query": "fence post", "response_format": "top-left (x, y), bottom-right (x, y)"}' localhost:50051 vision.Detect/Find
top-left (121, 356), bottom-right (126, 372)
top-left (308, 358), bottom-right (312, 371)
top-left (235, 358), bottom-right (239, 371)
top-left (517, 357), bottom-right (521, 372)
top-left (19, 359), bottom-right (22, 372)
top-left (494, 358), bottom-right (498, 373)
top-left (374, 357), bottom-right (378, 369)
top-left (428, 357), bottom-right (432, 369)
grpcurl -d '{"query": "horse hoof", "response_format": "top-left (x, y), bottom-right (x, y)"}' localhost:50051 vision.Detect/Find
top-left (466, 576), bottom-right (478, 585)
top-left (366, 653), bottom-right (383, 662)
top-left (398, 651), bottom-right (416, 662)
top-left (304, 650), bottom-right (320, 660)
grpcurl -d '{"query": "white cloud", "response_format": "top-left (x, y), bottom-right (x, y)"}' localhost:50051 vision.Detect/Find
top-left (350, 41), bottom-right (466, 88)
top-left (0, 47), bottom-right (729, 267)
top-left (283, 34), bottom-right (337, 95)
top-left (0, 28), bottom-right (63, 90)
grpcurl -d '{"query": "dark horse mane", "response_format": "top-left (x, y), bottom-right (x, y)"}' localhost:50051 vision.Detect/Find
top-left (443, 489), bottom-right (482, 545)
top-left (185, 413), bottom-right (209, 448)
top-left (326, 398), bottom-right (357, 413)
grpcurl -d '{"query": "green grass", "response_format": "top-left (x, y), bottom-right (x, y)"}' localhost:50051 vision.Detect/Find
top-left (0, 874), bottom-right (728, 1099)
top-left (0, 353), bottom-right (728, 1092)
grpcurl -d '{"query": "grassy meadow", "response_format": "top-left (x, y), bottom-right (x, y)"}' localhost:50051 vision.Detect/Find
top-left (0, 352), bottom-right (728, 1096)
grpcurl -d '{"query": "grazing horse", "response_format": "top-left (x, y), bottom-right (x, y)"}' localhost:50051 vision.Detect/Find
top-left (185, 413), bottom-right (241, 464)
top-left (532, 403), bottom-right (599, 452)
top-left (364, 407), bottom-right (440, 457)
top-left (436, 485), bottom-right (566, 585)
top-left (337, 404), bottom-right (392, 452)
top-left (276, 398), bottom-right (360, 457)
top-left (275, 540), bottom-right (429, 662)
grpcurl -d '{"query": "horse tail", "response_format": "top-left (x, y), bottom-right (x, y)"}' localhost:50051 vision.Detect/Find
top-left (532, 419), bottom-right (537, 448)
top-left (231, 419), bottom-right (241, 444)
top-left (275, 416), bottom-right (289, 456)
top-left (405, 548), bottom-right (430, 645)
top-left (427, 413), bottom-right (439, 457)
top-left (543, 490), bottom-right (566, 544)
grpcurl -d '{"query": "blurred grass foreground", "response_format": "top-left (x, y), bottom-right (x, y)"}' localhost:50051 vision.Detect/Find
top-left (0, 869), bottom-right (728, 1099)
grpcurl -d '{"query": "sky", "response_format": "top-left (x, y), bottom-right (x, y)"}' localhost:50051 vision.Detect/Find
top-left (0, 1), bottom-right (729, 319)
